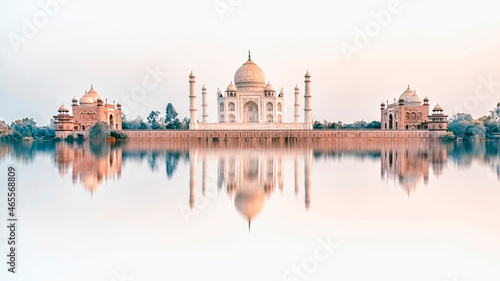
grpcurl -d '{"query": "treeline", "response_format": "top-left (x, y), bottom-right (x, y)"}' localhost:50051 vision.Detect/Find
top-left (0, 118), bottom-right (55, 141)
top-left (313, 120), bottom-right (381, 130)
top-left (123, 103), bottom-right (190, 130)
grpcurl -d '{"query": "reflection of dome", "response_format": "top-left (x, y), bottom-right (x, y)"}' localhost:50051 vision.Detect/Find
top-left (58, 104), bottom-right (69, 112)
top-left (264, 82), bottom-right (275, 92)
top-left (234, 189), bottom-right (265, 222)
top-left (234, 56), bottom-right (266, 87)
top-left (226, 82), bottom-right (237, 92)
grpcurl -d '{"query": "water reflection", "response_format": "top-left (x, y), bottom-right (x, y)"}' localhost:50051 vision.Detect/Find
top-left (1, 139), bottom-right (500, 218)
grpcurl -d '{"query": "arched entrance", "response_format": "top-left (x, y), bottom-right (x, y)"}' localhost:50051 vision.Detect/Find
top-left (389, 114), bottom-right (393, 129)
top-left (243, 101), bottom-right (259, 123)
top-left (109, 114), bottom-right (114, 128)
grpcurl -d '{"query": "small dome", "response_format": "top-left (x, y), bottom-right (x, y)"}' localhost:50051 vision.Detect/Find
top-left (264, 82), bottom-right (275, 92)
top-left (117, 102), bottom-right (121, 107)
top-left (72, 97), bottom-right (78, 102)
top-left (79, 96), bottom-right (93, 104)
top-left (58, 104), bottom-right (69, 112)
top-left (433, 104), bottom-right (443, 111)
top-left (97, 98), bottom-right (103, 103)
top-left (202, 85), bottom-right (207, 91)
top-left (407, 93), bottom-right (422, 104)
top-left (380, 102), bottom-right (385, 107)
top-left (423, 96), bottom-right (429, 102)
top-left (226, 82), bottom-right (237, 92)
top-left (294, 85), bottom-right (299, 91)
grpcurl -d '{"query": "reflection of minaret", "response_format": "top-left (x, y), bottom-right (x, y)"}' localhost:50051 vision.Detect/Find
top-left (202, 156), bottom-right (207, 196)
top-left (189, 150), bottom-right (198, 208)
top-left (294, 156), bottom-right (300, 196)
top-left (218, 158), bottom-right (225, 190)
top-left (278, 157), bottom-right (284, 192)
top-left (305, 149), bottom-right (312, 209)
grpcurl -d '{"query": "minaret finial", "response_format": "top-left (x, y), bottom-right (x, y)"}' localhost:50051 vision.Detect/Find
top-left (408, 84), bottom-right (410, 89)
top-left (91, 84), bottom-right (93, 89)
top-left (248, 50), bottom-right (251, 60)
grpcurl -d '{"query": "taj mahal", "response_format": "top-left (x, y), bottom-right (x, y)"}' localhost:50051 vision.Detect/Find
top-left (188, 51), bottom-right (313, 130)
top-left (53, 51), bottom-right (449, 139)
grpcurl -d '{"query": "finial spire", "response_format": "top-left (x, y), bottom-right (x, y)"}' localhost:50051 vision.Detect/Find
top-left (248, 50), bottom-right (251, 60)
top-left (91, 84), bottom-right (93, 89)
top-left (407, 84), bottom-right (410, 89)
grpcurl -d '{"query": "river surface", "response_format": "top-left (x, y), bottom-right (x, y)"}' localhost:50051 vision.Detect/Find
top-left (0, 139), bottom-right (499, 281)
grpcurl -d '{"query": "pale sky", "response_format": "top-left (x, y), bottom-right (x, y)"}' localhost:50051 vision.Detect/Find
top-left (1, 0), bottom-right (500, 125)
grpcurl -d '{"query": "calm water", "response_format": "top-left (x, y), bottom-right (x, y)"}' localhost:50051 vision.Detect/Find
top-left (1, 139), bottom-right (500, 281)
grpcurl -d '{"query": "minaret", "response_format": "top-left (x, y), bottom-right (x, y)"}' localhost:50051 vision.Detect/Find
top-left (202, 85), bottom-right (208, 123)
top-left (294, 85), bottom-right (300, 123)
top-left (189, 71), bottom-right (198, 130)
top-left (304, 71), bottom-right (312, 129)
top-left (189, 150), bottom-right (198, 209)
top-left (304, 149), bottom-right (312, 209)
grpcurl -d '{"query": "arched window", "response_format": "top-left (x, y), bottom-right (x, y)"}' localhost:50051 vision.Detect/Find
top-left (219, 114), bottom-right (225, 123)
top-left (406, 112), bottom-right (410, 119)
top-left (267, 114), bottom-right (273, 123)
top-left (219, 103), bottom-right (224, 112)
top-left (81, 125), bottom-right (85, 130)
top-left (86, 112), bottom-right (91, 119)
top-left (277, 103), bottom-right (282, 111)
top-left (229, 102), bottom-right (235, 111)
top-left (267, 102), bottom-right (273, 111)
top-left (417, 112), bottom-right (422, 120)
top-left (92, 113), bottom-right (97, 120)
top-left (411, 112), bottom-right (416, 120)
top-left (229, 114), bottom-right (235, 123)
top-left (80, 112), bottom-right (84, 120)
top-left (278, 115), bottom-right (282, 123)
top-left (249, 106), bottom-right (253, 112)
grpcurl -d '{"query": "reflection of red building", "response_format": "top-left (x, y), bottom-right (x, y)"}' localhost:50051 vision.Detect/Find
top-left (381, 141), bottom-right (447, 195)
top-left (54, 142), bottom-right (122, 195)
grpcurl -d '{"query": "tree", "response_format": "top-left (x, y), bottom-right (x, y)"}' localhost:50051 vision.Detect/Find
top-left (147, 111), bottom-right (161, 129)
top-left (165, 103), bottom-right (181, 129)
top-left (10, 118), bottom-right (37, 138)
top-left (89, 121), bottom-right (110, 139)
top-left (0, 120), bottom-right (9, 137)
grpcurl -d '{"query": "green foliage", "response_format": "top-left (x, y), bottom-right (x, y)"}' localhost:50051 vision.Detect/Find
top-left (110, 131), bottom-right (128, 139)
top-left (65, 134), bottom-right (75, 141)
top-left (314, 120), bottom-right (380, 130)
top-left (89, 122), bottom-right (110, 139)
top-left (440, 131), bottom-right (456, 141)
top-left (165, 103), bottom-right (181, 129)
top-left (52, 137), bottom-right (62, 141)
top-left (147, 111), bottom-right (162, 129)
top-left (123, 116), bottom-right (149, 130)
top-left (77, 134), bottom-right (85, 141)
top-left (448, 113), bottom-right (486, 139)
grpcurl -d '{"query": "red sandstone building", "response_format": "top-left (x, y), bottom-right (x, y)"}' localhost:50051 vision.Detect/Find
top-left (54, 85), bottom-right (122, 138)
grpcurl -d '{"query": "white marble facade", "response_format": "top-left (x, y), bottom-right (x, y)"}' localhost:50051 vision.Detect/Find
top-left (189, 52), bottom-right (312, 130)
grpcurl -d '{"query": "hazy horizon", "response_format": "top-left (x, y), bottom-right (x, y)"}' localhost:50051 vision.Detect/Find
top-left (1, 0), bottom-right (500, 125)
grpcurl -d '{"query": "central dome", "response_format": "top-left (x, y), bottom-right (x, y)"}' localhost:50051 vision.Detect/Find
top-left (234, 57), bottom-right (266, 88)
